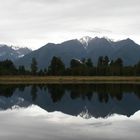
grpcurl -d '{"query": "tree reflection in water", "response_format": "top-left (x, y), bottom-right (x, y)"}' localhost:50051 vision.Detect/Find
top-left (0, 84), bottom-right (140, 118)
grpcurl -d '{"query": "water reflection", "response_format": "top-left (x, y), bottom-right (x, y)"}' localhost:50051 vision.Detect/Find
top-left (0, 84), bottom-right (140, 118)
top-left (0, 105), bottom-right (139, 140)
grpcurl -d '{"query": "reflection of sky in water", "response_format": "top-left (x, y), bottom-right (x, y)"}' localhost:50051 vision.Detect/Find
top-left (1, 84), bottom-right (140, 118)
top-left (0, 105), bottom-right (139, 140)
top-left (0, 84), bottom-right (140, 140)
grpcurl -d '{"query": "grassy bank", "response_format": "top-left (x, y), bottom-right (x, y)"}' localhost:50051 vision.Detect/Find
top-left (0, 76), bottom-right (140, 84)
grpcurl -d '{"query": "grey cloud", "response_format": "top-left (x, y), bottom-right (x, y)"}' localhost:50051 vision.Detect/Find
top-left (86, 29), bottom-right (112, 34)
top-left (0, 0), bottom-right (139, 49)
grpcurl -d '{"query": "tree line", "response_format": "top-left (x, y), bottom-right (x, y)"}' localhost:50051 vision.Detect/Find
top-left (0, 56), bottom-right (140, 76)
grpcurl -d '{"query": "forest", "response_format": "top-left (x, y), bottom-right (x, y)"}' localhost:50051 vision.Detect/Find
top-left (0, 56), bottom-right (140, 76)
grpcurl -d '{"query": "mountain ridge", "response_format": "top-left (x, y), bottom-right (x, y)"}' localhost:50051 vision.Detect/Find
top-left (0, 44), bottom-right (32, 61)
top-left (14, 36), bottom-right (140, 69)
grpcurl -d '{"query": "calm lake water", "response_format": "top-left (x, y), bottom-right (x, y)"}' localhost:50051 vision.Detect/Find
top-left (0, 84), bottom-right (140, 140)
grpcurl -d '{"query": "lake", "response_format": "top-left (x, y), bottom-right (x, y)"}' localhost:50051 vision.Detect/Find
top-left (0, 84), bottom-right (140, 140)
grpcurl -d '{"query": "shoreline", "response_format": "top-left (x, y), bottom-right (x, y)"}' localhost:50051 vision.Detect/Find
top-left (0, 76), bottom-right (140, 84)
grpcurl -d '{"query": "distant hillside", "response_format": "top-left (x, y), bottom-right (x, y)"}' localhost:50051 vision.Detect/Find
top-left (0, 45), bottom-right (32, 61)
top-left (15, 37), bottom-right (140, 69)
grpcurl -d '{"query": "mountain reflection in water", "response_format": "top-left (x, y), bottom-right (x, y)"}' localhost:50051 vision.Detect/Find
top-left (0, 84), bottom-right (140, 118)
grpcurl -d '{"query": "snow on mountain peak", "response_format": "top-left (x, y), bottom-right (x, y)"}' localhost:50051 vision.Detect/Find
top-left (0, 44), bottom-right (7, 47)
top-left (11, 46), bottom-right (21, 50)
top-left (78, 36), bottom-right (92, 48)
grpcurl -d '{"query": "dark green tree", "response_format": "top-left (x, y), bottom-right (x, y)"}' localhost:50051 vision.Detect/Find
top-left (114, 58), bottom-right (123, 67)
top-left (43, 68), bottom-right (47, 75)
top-left (97, 56), bottom-right (103, 67)
top-left (18, 65), bottom-right (26, 75)
top-left (104, 56), bottom-right (109, 66)
top-left (48, 56), bottom-right (65, 75)
top-left (0, 60), bottom-right (17, 75)
top-left (97, 56), bottom-right (104, 75)
top-left (135, 61), bottom-right (140, 75)
top-left (70, 59), bottom-right (88, 75)
top-left (31, 58), bottom-right (38, 75)
top-left (38, 69), bottom-right (44, 76)
top-left (70, 59), bottom-right (83, 68)
top-left (115, 58), bottom-right (123, 75)
top-left (86, 58), bottom-right (93, 67)
top-left (104, 56), bottom-right (110, 75)
top-left (111, 58), bottom-right (123, 76)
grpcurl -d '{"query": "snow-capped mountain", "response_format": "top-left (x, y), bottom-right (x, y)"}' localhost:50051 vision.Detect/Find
top-left (78, 36), bottom-right (92, 48)
top-left (16, 37), bottom-right (140, 69)
top-left (0, 44), bottom-right (32, 61)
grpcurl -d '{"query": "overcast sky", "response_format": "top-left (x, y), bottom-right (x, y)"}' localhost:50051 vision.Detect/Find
top-left (0, 0), bottom-right (140, 49)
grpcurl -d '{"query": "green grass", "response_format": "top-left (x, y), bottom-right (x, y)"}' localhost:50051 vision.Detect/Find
top-left (0, 76), bottom-right (140, 84)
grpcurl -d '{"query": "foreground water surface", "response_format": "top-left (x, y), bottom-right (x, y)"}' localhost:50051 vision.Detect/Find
top-left (0, 84), bottom-right (140, 140)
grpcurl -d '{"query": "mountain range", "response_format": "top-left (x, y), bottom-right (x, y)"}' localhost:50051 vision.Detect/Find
top-left (1, 36), bottom-right (140, 69)
top-left (15, 36), bottom-right (140, 69)
top-left (0, 45), bottom-right (31, 61)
